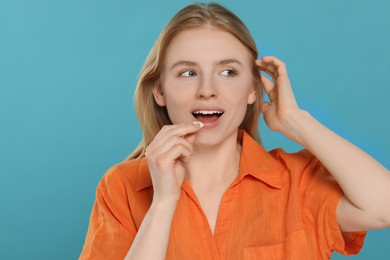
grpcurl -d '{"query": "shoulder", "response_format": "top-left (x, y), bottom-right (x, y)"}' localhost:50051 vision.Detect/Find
top-left (269, 148), bottom-right (318, 172)
top-left (98, 157), bottom-right (150, 192)
top-left (268, 148), bottom-right (332, 186)
top-left (270, 149), bottom-right (340, 198)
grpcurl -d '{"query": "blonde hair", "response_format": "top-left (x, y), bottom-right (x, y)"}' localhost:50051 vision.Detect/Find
top-left (127, 2), bottom-right (263, 160)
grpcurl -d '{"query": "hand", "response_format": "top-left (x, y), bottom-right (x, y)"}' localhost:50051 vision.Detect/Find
top-left (145, 123), bottom-right (202, 205)
top-left (256, 56), bottom-right (302, 141)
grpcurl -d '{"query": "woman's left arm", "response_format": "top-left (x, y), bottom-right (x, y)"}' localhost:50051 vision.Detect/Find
top-left (257, 56), bottom-right (390, 232)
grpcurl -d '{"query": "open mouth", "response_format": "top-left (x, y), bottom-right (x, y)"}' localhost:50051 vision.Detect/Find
top-left (192, 110), bottom-right (224, 124)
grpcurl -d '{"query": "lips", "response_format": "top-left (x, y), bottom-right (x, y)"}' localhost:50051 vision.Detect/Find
top-left (192, 109), bottom-right (224, 125)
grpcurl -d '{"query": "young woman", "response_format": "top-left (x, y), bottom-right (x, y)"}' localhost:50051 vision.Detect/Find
top-left (80, 3), bottom-right (390, 259)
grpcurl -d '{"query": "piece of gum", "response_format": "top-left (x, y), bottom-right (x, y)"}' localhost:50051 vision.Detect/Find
top-left (192, 121), bottom-right (204, 128)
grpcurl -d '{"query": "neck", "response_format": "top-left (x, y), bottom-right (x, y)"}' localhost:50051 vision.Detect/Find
top-left (185, 131), bottom-right (242, 189)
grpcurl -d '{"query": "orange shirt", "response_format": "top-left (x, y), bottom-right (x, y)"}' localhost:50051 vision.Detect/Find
top-left (80, 131), bottom-right (366, 259)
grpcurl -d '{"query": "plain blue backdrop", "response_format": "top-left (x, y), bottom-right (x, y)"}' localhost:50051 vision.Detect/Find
top-left (0, 0), bottom-right (389, 259)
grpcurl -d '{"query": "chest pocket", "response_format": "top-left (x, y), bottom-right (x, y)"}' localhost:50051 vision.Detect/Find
top-left (243, 229), bottom-right (311, 260)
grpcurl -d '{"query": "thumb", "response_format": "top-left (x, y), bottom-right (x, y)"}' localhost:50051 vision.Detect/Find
top-left (184, 121), bottom-right (203, 144)
top-left (261, 102), bottom-right (271, 113)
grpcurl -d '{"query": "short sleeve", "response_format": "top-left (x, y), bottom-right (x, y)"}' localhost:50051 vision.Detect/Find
top-left (79, 166), bottom-right (137, 260)
top-left (298, 150), bottom-right (366, 256)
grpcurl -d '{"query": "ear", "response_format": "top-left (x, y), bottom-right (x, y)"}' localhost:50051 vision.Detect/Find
top-left (247, 90), bottom-right (256, 105)
top-left (152, 83), bottom-right (166, 106)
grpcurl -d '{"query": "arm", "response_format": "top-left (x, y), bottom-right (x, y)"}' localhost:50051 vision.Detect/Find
top-left (125, 200), bottom-right (177, 259)
top-left (125, 123), bottom-right (202, 259)
top-left (257, 56), bottom-right (390, 232)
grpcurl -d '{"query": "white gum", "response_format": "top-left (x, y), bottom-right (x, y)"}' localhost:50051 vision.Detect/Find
top-left (192, 121), bottom-right (204, 128)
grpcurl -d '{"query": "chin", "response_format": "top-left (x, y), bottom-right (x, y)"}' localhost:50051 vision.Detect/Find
top-left (193, 127), bottom-right (239, 148)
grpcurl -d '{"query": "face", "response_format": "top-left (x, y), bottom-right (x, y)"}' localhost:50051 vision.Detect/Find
top-left (154, 27), bottom-right (256, 146)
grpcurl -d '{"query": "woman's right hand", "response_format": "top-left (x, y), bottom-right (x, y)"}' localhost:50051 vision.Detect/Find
top-left (145, 122), bottom-right (203, 205)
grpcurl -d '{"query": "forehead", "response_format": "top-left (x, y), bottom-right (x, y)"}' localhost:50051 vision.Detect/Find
top-left (164, 27), bottom-right (252, 67)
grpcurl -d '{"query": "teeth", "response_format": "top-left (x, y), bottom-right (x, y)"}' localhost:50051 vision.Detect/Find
top-left (193, 110), bottom-right (223, 115)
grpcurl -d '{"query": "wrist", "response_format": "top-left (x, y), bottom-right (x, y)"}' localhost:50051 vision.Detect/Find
top-left (151, 197), bottom-right (179, 213)
top-left (281, 109), bottom-right (313, 145)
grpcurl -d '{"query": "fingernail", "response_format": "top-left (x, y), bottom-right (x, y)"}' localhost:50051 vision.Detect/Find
top-left (192, 121), bottom-right (204, 128)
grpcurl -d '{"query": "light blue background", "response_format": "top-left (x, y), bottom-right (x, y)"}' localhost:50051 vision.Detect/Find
top-left (1, 0), bottom-right (389, 259)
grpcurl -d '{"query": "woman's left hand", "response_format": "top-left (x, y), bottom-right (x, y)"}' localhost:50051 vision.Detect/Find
top-left (256, 56), bottom-right (303, 142)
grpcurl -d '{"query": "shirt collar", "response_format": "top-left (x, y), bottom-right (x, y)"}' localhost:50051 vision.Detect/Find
top-left (235, 130), bottom-right (283, 189)
top-left (136, 130), bottom-right (283, 192)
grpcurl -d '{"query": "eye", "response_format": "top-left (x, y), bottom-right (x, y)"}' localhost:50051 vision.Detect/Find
top-left (220, 69), bottom-right (238, 77)
top-left (180, 70), bottom-right (198, 77)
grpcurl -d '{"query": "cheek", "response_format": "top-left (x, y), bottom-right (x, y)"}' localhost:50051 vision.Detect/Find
top-left (162, 89), bottom-right (194, 124)
top-left (164, 86), bottom-right (194, 107)
top-left (228, 81), bottom-right (254, 104)
top-left (162, 78), bottom-right (190, 103)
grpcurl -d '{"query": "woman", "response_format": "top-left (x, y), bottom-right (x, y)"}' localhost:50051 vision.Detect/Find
top-left (80, 3), bottom-right (390, 259)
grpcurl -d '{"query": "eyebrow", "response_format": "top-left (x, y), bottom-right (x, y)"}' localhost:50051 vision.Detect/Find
top-left (169, 58), bottom-right (244, 71)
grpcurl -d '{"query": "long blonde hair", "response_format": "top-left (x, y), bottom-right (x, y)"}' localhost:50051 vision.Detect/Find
top-left (127, 3), bottom-right (263, 160)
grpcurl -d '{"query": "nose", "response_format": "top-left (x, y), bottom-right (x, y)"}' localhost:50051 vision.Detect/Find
top-left (196, 76), bottom-right (217, 99)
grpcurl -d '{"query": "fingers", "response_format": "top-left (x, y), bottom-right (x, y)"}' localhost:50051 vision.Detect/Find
top-left (145, 123), bottom-right (203, 204)
top-left (153, 135), bottom-right (194, 163)
top-left (255, 56), bottom-right (288, 81)
top-left (157, 142), bottom-right (193, 164)
top-left (260, 73), bottom-right (274, 95)
top-left (261, 102), bottom-right (271, 114)
top-left (158, 122), bottom-right (202, 139)
top-left (152, 122), bottom-right (202, 149)
top-left (146, 122), bottom-right (203, 164)
top-left (256, 56), bottom-right (291, 102)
